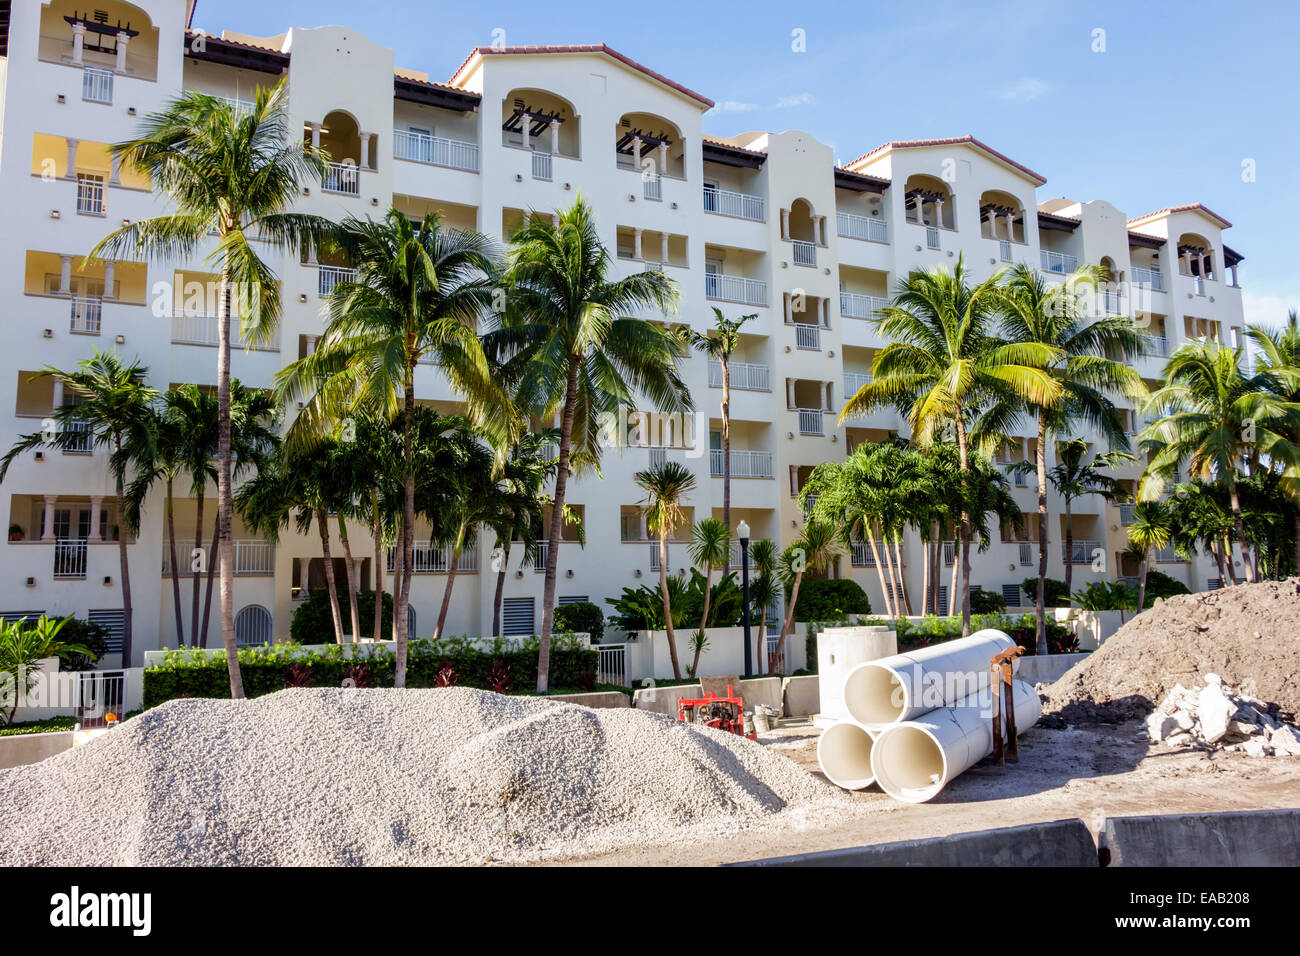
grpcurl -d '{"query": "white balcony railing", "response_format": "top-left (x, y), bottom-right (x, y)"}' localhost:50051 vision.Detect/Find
top-left (215, 95), bottom-right (254, 115)
top-left (392, 130), bottom-right (479, 172)
top-left (850, 540), bottom-right (887, 567)
top-left (1040, 249), bottom-right (1078, 274)
top-left (82, 66), bottom-right (113, 104)
top-left (170, 311), bottom-right (275, 349)
top-left (531, 149), bottom-right (552, 181)
top-left (1189, 274), bottom-right (1206, 296)
top-left (791, 239), bottom-right (817, 266)
top-left (705, 273), bottom-right (767, 307)
top-left (321, 161), bottom-right (360, 195)
top-left (1155, 544), bottom-right (1185, 563)
top-left (69, 297), bottom-right (102, 334)
top-left (1063, 540), bottom-right (1100, 564)
top-left (1119, 503), bottom-right (1136, 527)
top-left (318, 265), bottom-right (356, 297)
top-left (76, 175), bottom-right (105, 215)
top-left (797, 408), bottom-right (824, 435)
top-left (839, 291), bottom-right (889, 319)
top-left (708, 359), bottom-right (770, 392)
top-left (1097, 289), bottom-right (1125, 315)
top-left (925, 226), bottom-right (940, 250)
top-left (794, 323), bottom-right (821, 350)
top-left (53, 539), bottom-right (89, 579)
top-left (836, 211), bottom-right (888, 243)
top-left (63, 420), bottom-right (93, 453)
top-left (703, 187), bottom-right (764, 222)
top-left (1131, 266), bottom-right (1164, 291)
top-left (843, 372), bottom-right (872, 397)
top-left (709, 448), bottom-right (774, 479)
top-left (163, 538), bottom-right (273, 575)
top-left (999, 239), bottom-right (1013, 262)
top-left (1019, 541), bottom-right (1034, 566)
top-left (386, 541), bottom-right (479, 574)
top-left (943, 540), bottom-right (956, 566)
top-left (1144, 335), bottom-right (1170, 359)
top-left (642, 174), bottom-right (662, 200)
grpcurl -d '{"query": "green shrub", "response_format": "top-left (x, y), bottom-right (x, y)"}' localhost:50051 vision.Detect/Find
top-left (55, 618), bottom-right (109, 672)
top-left (607, 570), bottom-right (742, 633)
top-left (968, 588), bottom-right (1007, 614)
top-left (1021, 576), bottom-right (1070, 606)
top-left (792, 579), bottom-right (871, 622)
top-left (1143, 569), bottom-right (1191, 606)
top-left (552, 601), bottom-right (605, 640)
top-left (290, 589), bottom-right (393, 644)
top-left (142, 637), bottom-right (598, 708)
top-left (860, 612), bottom-right (1077, 655)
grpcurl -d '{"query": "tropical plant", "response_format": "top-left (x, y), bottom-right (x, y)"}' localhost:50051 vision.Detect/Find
top-left (841, 256), bottom-right (1061, 635)
top-left (686, 517), bottom-right (731, 674)
top-left (1246, 309), bottom-right (1300, 570)
top-left (91, 82), bottom-right (333, 698)
top-left (747, 538), bottom-right (780, 675)
top-left (0, 617), bottom-right (91, 724)
top-left (791, 578), bottom-right (872, 622)
top-left (552, 601), bottom-right (604, 640)
top-left (290, 588), bottom-right (393, 646)
top-left (1070, 581), bottom-right (1138, 615)
top-left (1021, 576), bottom-right (1069, 607)
top-left (771, 522), bottom-right (840, 673)
top-left (634, 460), bottom-right (696, 679)
top-left (1126, 499), bottom-right (1175, 610)
top-left (488, 197), bottom-right (690, 692)
top-left (485, 430), bottom-right (556, 636)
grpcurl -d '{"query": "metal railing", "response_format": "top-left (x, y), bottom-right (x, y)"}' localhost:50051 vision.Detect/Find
top-left (1131, 266), bottom-right (1164, 291)
top-left (705, 273), bottom-right (767, 307)
top-left (82, 66), bottom-right (113, 104)
top-left (162, 538), bottom-right (273, 575)
top-left (531, 150), bottom-right (552, 181)
top-left (797, 408), bottom-right (824, 435)
top-left (171, 311), bottom-right (273, 349)
top-left (1155, 544), bottom-right (1185, 563)
top-left (839, 291), bottom-right (889, 319)
top-left (925, 226), bottom-right (940, 250)
top-left (791, 239), bottom-right (817, 266)
top-left (844, 372), bottom-right (872, 397)
top-left (392, 130), bottom-right (479, 172)
top-left (1040, 249), bottom-right (1078, 273)
top-left (76, 175), bottom-right (105, 215)
top-left (1119, 503), bottom-right (1136, 526)
top-left (643, 174), bottom-right (662, 200)
top-left (1190, 274), bottom-right (1206, 296)
top-left (999, 239), bottom-right (1013, 262)
top-left (942, 540), bottom-right (956, 566)
top-left (1063, 540), bottom-right (1100, 564)
top-left (216, 95), bottom-right (254, 115)
top-left (709, 448), bottom-right (773, 479)
top-left (794, 323), bottom-right (821, 350)
top-left (69, 297), bottom-right (102, 334)
top-left (703, 187), bottom-right (764, 221)
top-left (318, 265), bottom-right (356, 297)
top-left (53, 539), bottom-right (88, 579)
top-left (596, 644), bottom-right (627, 686)
top-left (63, 420), bottom-right (92, 453)
top-left (850, 539), bottom-right (889, 567)
top-left (1019, 541), bottom-right (1034, 566)
top-left (321, 161), bottom-right (360, 195)
top-left (1097, 290), bottom-right (1124, 314)
top-left (386, 541), bottom-right (479, 573)
top-left (1144, 335), bottom-right (1170, 358)
top-left (836, 211), bottom-right (887, 243)
top-left (708, 359), bottom-right (770, 392)
top-left (77, 671), bottom-right (125, 729)
top-left (529, 540), bottom-right (549, 572)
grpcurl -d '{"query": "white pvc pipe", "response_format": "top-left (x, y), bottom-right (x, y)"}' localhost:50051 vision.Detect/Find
top-left (870, 678), bottom-right (1041, 803)
top-left (842, 629), bottom-right (1019, 728)
top-left (816, 721), bottom-right (877, 790)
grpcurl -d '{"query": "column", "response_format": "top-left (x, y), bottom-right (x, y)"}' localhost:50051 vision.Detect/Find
top-left (783, 294), bottom-right (793, 324)
top-left (358, 132), bottom-right (373, 170)
top-left (52, 377), bottom-right (64, 409)
top-left (1230, 262), bottom-right (1239, 286)
top-left (65, 138), bottom-right (79, 180)
top-left (660, 232), bottom-right (669, 265)
top-left (522, 119), bottom-right (531, 152)
top-left (818, 297), bottom-right (827, 327)
top-left (305, 238), bottom-right (317, 266)
top-left (60, 255), bottom-right (73, 294)
top-left (115, 32), bottom-right (129, 73)
top-left (933, 199), bottom-right (944, 229)
top-left (549, 118), bottom-right (561, 155)
top-left (633, 228), bottom-right (642, 260)
top-left (1179, 249), bottom-right (1190, 275)
top-left (102, 261), bottom-right (115, 299)
top-left (780, 207), bottom-right (790, 240)
top-left (820, 381), bottom-right (830, 411)
top-left (1203, 249), bottom-right (1215, 280)
top-left (551, 213), bottom-right (560, 228)
top-left (309, 123), bottom-right (322, 150)
top-left (89, 497), bottom-right (103, 540)
top-left (630, 136), bottom-right (641, 169)
top-left (305, 335), bottom-right (319, 355)
top-left (657, 141), bottom-right (668, 178)
top-left (42, 496), bottom-right (57, 541)
top-left (109, 153), bottom-right (121, 186)
top-left (71, 22), bottom-right (87, 64)
top-left (813, 216), bottom-right (823, 246)
top-left (786, 378), bottom-right (795, 409)
top-left (1005, 211), bottom-right (1016, 241)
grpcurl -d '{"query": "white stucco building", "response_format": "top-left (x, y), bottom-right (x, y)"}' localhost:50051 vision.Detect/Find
top-left (0, 1), bottom-right (1250, 664)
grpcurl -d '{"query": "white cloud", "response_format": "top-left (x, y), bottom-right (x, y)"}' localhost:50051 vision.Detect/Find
top-left (774, 92), bottom-right (814, 109)
top-left (717, 100), bottom-right (759, 113)
top-left (1243, 291), bottom-right (1300, 330)
top-left (997, 78), bottom-right (1049, 102)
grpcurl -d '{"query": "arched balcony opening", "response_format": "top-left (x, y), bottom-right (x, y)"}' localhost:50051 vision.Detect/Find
top-left (1177, 232), bottom-right (1215, 284)
top-left (615, 112), bottom-right (684, 181)
top-left (979, 189), bottom-right (1025, 244)
top-left (39, 1), bottom-right (161, 88)
top-left (502, 89), bottom-right (579, 160)
top-left (903, 174), bottom-right (955, 230)
top-left (307, 110), bottom-right (368, 194)
top-left (781, 198), bottom-right (825, 266)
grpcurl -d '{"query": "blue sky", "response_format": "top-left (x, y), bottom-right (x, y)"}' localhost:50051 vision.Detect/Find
top-left (193, 0), bottom-right (1300, 328)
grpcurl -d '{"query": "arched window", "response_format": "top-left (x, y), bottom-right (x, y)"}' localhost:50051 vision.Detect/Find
top-left (407, 607), bottom-right (417, 641)
top-left (234, 605), bottom-right (273, 647)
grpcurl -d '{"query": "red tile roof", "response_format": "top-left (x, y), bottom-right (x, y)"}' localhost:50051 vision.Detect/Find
top-left (1127, 203), bottom-right (1232, 230)
top-left (843, 136), bottom-right (1047, 186)
top-left (449, 44), bottom-right (714, 108)
top-left (701, 135), bottom-right (767, 158)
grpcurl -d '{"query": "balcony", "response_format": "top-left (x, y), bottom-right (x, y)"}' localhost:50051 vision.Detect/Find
top-left (76, 175), bottom-right (105, 216)
top-left (1018, 541), bottom-right (1034, 566)
top-left (836, 212), bottom-right (888, 244)
top-left (82, 66), bottom-right (113, 104)
top-left (318, 265), bottom-right (356, 297)
top-left (708, 359), bottom-right (770, 392)
top-left (171, 311), bottom-right (277, 351)
top-left (53, 539), bottom-right (88, 579)
top-left (1155, 544), bottom-right (1186, 564)
top-left (840, 291), bottom-right (889, 320)
top-left (1183, 273), bottom-right (1207, 296)
top-left (709, 448), bottom-right (774, 479)
top-left (69, 297), bottom-right (102, 335)
top-left (843, 372), bottom-right (872, 398)
top-left (393, 130), bottom-right (479, 172)
top-left (531, 149), bottom-right (552, 182)
top-left (925, 226), bottom-right (941, 250)
top-left (1063, 540), bottom-right (1100, 564)
top-left (794, 323), bottom-right (821, 351)
top-left (703, 187), bottom-right (764, 222)
top-left (1097, 290), bottom-right (1125, 315)
top-left (165, 539), bottom-right (274, 576)
top-left (791, 239), bottom-right (817, 267)
top-left (1119, 503), bottom-right (1136, 527)
top-left (849, 540), bottom-right (889, 567)
top-left (705, 273), bottom-right (767, 307)
top-left (321, 162), bottom-right (360, 196)
top-left (1041, 250), bottom-right (1079, 274)
top-left (1131, 266), bottom-right (1164, 292)
top-left (1143, 335), bottom-right (1170, 359)
top-left (642, 174), bottom-right (662, 201)
top-left (386, 541), bottom-right (479, 573)
top-left (797, 408), bottom-right (824, 436)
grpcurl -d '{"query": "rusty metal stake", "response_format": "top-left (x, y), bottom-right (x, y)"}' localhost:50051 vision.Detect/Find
top-left (990, 646), bottom-right (1026, 767)
top-left (990, 659), bottom-right (1004, 765)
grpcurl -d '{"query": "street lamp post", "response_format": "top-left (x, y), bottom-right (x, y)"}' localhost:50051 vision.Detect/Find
top-left (738, 520), bottom-right (752, 679)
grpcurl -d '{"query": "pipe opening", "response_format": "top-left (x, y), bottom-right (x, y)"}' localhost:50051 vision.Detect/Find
top-left (843, 663), bottom-right (904, 726)
top-left (873, 725), bottom-right (946, 803)
top-left (816, 722), bottom-right (876, 790)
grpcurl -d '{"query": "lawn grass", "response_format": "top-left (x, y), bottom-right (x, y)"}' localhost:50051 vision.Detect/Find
top-left (0, 716), bottom-right (78, 737)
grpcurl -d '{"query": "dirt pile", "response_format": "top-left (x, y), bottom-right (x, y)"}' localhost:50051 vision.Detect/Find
top-left (1041, 579), bottom-right (1300, 724)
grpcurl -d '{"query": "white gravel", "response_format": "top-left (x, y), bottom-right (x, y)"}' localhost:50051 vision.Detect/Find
top-left (0, 688), bottom-right (848, 865)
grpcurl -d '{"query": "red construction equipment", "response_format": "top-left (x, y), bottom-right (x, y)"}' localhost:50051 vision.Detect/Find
top-left (677, 683), bottom-right (757, 740)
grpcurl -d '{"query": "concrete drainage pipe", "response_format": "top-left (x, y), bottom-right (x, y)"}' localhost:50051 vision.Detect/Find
top-left (870, 678), bottom-right (1041, 804)
top-left (816, 721), bottom-right (877, 790)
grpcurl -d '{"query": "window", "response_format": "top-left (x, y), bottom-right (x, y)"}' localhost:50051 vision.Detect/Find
top-left (558, 595), bottom-right (589, 606)
top-left (77, 174), bottom-right (105, 215)
top-left (1001, 584), bottom-right (1023, 608)
top-left (502, 597), bottom-right (535, 637)
top-left (234, 605), bottom-right (273, 646)
top-left (87, 609), bottom-right (125, 653)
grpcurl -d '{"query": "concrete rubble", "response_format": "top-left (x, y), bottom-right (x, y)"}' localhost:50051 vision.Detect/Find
top-left (1145, 673), bottom-right (1300, 756)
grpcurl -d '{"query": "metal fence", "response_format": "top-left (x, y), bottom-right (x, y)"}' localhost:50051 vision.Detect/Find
top-left (77, 671), bottom-right (125, 729)
top-left (703, 187), bottom-right (764, 221)
top-left (392, 130), bottom-right (479, 171)
top-left (596, 644), bottom-right (627, 687)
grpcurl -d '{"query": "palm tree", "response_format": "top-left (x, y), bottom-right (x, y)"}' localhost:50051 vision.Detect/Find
top-left (680, 307), bottom-right (755, 562)
top-left (277, 209), bottom-right (502, 686)
top-left (429, 425), bottom-right (496, 642)
top-left (635, 460), bottom-right (696, 681)
top-left (490, 197), bottom-right (691, 692)
top-left (841, 256), bottom-right (1061, 635)
top-left (91, 83), bottom-right (332, 698)
top-left (485, 431), bottom-right (554, 636)
top-left (686, 517), bottom-right (731, 675)
top-left (1167, 479), bottom-right (1237, 585)
top-left (1, 352), bottom-right (157, 666)
top-left (996, 264), bottom-right (1146, 652)
top-left (1127, 500), bottom-right (1174, 610)
top-left (747, 538), bottom-right (780, 675)
top-left (1140, 339), bottom-right (1300, 584)
top-left (771, 522), bottom-right (839, 674)
top-left (1247, 310), bottom-right (1300, 569)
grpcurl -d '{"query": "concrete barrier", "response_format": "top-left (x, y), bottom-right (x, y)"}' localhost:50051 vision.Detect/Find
top-left (1016, 652), bottom-right (1088, 685)
top-left (0, 731), bottom-right (74, 769)
top-left (781, 675), bottom-right (820, 717)
top-left (732, 818), bottom-right (1099, 867)
top-left (1102, 808), bottom-right (1300, 866)
top-left (550, 691), bottom-right (630, 709)
top-left (633, 677), bottom-right (782, 715)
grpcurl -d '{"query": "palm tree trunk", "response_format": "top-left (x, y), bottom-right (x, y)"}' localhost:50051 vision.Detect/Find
top-left (316, 508), bottom-right (344, 644)
top-left (433, 529), bottom-right (463, 641)
top-left (930, 520), bottom-right (941, 614)
top-left (690, 563), bottom-right (714, 676)
top-left (336, 513), bottom-right (361, 642)
top-left (191, 490), bottom-right (204, 647)
top-left (954, 415), bottom-right (973, 637)
top-left (113, 439), bottom-right (133, 667)
top-left (199, 520), bottom-right (218, 648)
top-left (920, 537), bottom-right (930, 620)
top-left (1227, 477), bottom-right (1256, 583)
top-left (879, 528), bottom-right (899, 617)
top-left (866, 532), bottom-right (894, 618)
top-left (772, 571), bottom-right (803, 674)
top-left (215, 269), bottom-right (243, 697)
top-left (756, 617), bottom-right (767, 675)
top-left (166, 478), bottom-right (185, 648)
top-left (1294, 515), bottom-right (1300, 579)
top-left (721, 358), bottom-right (732, 573)
top-left (395, 358), bottom-right (416, 686)
top-left (537, 356), bottom-right (582, 693)
top-left (371, 492), bottom-right (384, 644)
top-left (390, 522), bottom-right (403, 640)
top-left (493, 542), bottom-right (511, 637)
top-left (1212, 539), bottom-right (1229, 587)
top-left (1035, 415), bottom-right (1049, 655)
top-left (948, 536), bottom-right (959, 616)
top-left (893, 535), bottom-right (913, 614)
top-left (659, 530), bottom-right (683, 680)
top-left (1063, 499), bottom-right (1075, 596)
top-left (1137, 553), bottom-right (1150, 610)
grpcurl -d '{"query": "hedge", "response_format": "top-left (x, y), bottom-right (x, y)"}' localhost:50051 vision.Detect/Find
top-left (792, 579), bottom-right (871, 622)
top-left (143, 636), bottom-right (598, 708)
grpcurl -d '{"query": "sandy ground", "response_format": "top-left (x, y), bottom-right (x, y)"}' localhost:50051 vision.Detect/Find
top-left (557, 718), bottom-right (1300, 866)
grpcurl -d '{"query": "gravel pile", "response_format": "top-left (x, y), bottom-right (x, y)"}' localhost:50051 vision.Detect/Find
top-left (1041, 579), bottom-right (1300, 724)
top-left (1145, 674), bottom-right (1300, 756)
top-left (0, 688), bottom-right (845, 866)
